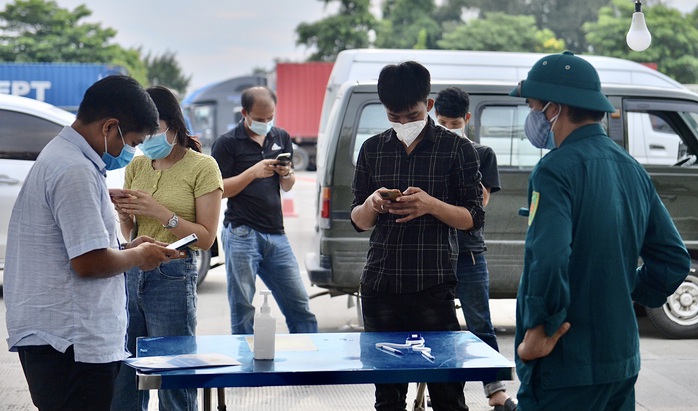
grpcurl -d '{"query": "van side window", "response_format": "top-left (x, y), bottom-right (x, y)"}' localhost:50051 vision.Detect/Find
top-left (479, 105), bottom-right (548, 167)
top-left (0, 110), bottom-right (63, 161)
top-left (627, 110), bottom-right (687, 165)
top-left (353, 103), bottom-right (390, 164)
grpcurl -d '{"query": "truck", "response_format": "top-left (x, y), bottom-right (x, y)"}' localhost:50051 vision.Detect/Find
top-left (181, 62), bottom-right (334, 170)
top-left (0, 62), bottom-right (128, 112)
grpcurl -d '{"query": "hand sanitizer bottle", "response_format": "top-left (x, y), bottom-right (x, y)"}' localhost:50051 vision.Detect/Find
top-left (253, 290), bottom-right (276, 360)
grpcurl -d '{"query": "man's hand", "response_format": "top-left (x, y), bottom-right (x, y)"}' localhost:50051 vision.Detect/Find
top-left (249, 159), bottom-right (279, 179)
top-left (134, 242), bottom-right (181, 271)
top-left (384, 187), bottom-right (434, 223)
top-left (517, 322), bottom-right (571, 362)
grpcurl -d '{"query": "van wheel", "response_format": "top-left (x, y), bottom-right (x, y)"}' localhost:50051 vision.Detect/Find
top-left (194, 249), bottom-right (211, 285)
top-left (293, 147), bottom-right (310, 171)
top-left (647, 271), bottom-right (698, 339)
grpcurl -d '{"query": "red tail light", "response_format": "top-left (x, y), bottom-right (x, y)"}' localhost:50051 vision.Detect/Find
top-left (320, 187), bottom-right (331, 228)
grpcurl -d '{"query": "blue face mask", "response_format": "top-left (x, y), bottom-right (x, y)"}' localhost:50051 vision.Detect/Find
top-left (524, 102), bottom-right (558, 150)
top-left (102, 125), bottom-right (136, 170)
top-left (139, 128), bottom-right (175, 160)
top-left (247, 116), bottom-right (274, 136)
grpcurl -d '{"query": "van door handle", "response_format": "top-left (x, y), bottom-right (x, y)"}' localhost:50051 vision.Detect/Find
top-left (0, 175), bottom-right (20, 185)
top-left (649, 144), bottom-right (665, 150)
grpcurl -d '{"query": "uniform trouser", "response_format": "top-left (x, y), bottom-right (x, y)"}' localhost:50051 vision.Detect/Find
top-left (517, 373), bottom-right (637, 411)
top-left (18, 345), bottom-right (120, 411)
top-left (361, 283), bottom-right (468, 411)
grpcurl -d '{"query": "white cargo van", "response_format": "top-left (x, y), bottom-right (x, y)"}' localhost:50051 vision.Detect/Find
top-left (307, 53), bottom-right (698, 339)
top-left (317, 49), bottom-right (686, 145)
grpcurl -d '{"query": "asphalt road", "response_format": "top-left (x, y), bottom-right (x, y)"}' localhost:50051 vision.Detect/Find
top-left (1, 170), bottom-right (697, 410)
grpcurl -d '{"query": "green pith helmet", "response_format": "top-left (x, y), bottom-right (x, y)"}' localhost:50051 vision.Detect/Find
top-left (509, 51), bottom-right (616, 113)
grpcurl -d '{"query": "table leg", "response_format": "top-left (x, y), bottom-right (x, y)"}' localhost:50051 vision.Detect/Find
top-left (217, 388), bottom-right (227, 410)
top-left (203, 387), bottom-right (211, 411)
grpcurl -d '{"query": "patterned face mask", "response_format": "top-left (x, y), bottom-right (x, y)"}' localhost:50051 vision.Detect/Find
top-left (524, 102), bottom-right (558, 150)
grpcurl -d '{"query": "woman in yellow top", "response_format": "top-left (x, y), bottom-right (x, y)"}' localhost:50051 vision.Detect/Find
top-left (110, 86), bottom-right (223, 411)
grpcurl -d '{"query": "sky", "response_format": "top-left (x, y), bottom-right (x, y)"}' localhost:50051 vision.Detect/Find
top-left (1, 0), bottom-right (697, 95)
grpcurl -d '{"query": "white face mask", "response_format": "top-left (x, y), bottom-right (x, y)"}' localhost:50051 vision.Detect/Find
top-left (389, 118), bottom-right (427, 147)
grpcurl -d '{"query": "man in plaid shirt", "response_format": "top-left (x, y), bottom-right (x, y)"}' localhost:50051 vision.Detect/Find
top-left (351, 61), bottom-right (484, 411)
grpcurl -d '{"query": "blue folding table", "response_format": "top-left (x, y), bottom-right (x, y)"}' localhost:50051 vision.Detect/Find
top-left (134, 331), bottom-right (514, 410)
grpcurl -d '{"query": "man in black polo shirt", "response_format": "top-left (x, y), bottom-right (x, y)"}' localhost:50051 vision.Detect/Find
top-left (351, 61), bottom-right (484, 410)
top-left (211, 86), bottom-right (317, 335)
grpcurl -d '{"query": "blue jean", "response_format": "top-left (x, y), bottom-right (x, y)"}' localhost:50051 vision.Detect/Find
top-left (361, 283), bottom-right (468, 411)
top-left (456, 251), bottom-right (500, 390)
top-left (223, 224), bottom-right (317, 334)
top-left (111, 254), bottom-right (198, 411)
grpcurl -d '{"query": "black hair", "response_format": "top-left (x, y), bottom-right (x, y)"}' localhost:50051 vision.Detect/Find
top-left (77, 75), bottom-right (159, 135)
top-left (377, 61), bottom-right (431, 113)
top-left (146, 86), bottom-right (202, 153)
top-left (240, 86), bottom-right (277, 112)
top-left (434, 87), bottom-right (469, 118)
top-left (567, 105), bottom-right (605, 123)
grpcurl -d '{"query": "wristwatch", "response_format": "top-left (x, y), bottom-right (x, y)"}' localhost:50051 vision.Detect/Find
top-left (163, 212), bottom-right (179, 229)
top-left (282, 169), bottom-right (295, 179)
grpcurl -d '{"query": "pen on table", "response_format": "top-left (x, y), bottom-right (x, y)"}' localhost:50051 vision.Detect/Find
top-left (377, 345), bottom-right (403, 355)
top-left (421, 351), bottom-right (435, 361)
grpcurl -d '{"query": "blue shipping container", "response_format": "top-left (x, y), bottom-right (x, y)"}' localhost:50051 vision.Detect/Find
top-left (0, 63), bottom-right (127, 111)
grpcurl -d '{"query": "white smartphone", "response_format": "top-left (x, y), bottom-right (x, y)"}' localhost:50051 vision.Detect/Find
top-left (276, 152), bottom-right (291, 166)
top-left (166, 233), bottom-right (198, 250)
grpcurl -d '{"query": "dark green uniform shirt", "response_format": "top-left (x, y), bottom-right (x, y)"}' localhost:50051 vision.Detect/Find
top-left (515, 124), bottom-right (689, 389)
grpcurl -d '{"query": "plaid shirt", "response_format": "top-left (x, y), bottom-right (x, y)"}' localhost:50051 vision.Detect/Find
top-left (352, 117), bottom-right (484, 293)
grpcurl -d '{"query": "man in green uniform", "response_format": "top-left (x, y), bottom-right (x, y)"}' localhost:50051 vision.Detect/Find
top-left (510, 51), bottom-right (690, 410)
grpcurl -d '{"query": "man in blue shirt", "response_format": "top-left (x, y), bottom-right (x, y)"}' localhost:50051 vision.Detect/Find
top-left (510, 51), bottom-right (690, 410)
top-left (4, 76), bottom-right (179, 411)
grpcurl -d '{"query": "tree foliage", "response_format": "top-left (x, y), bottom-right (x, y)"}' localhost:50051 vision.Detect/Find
top-left (0, 0), bottom-right (122, 62)
top-left (144, 50), bottom-right (191, 95)
top-left (296, 0), bottom-right (377, 61)
top-left (374, 0), bottom-right (441, 49)
top-left (0, 0), bottom-right (191, 87)
top-left (438, 13), bottom-right (565, 53)
top-left (462, 0), bottom-right (608, 52)
top-left (584, 0), bottom-right (698, 83)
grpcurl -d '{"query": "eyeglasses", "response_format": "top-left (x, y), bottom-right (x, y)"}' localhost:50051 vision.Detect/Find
top-left (515, 80), bottom-right (524, 97)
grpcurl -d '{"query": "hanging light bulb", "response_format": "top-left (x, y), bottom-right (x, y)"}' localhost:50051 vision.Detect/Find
top-left (626, 0), bottom-right (652, 51)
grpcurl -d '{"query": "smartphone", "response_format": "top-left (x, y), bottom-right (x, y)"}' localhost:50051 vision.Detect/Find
top-left (276, 152), bottom-right (291, 166)
top-left (379, 189), bottom-right (402, 201)
top-left (166, 233), bottom-right (198, 250)
top-left (108, 188), bottom-right (130, 199)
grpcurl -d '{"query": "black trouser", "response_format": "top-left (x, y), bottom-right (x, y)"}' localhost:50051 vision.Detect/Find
top-left (17, 345), bottom-right (121, 411)
top-left (361, 283), bottom-right (468, 411)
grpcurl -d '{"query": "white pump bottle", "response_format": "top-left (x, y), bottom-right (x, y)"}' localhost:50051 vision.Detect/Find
top-left (253, 290), bottom-right (276, 360)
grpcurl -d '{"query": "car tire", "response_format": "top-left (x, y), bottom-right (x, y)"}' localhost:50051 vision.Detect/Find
top-left (646, 270), bottom-right (698, 339)
top-left (194, 249), bottom-right (211, 286)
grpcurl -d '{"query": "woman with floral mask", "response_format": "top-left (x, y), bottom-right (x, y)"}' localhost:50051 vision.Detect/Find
top-left (110, 86), bottom-right (223, 411)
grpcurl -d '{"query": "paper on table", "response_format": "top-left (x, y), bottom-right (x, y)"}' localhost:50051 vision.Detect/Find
top-left (124, 353), bottom-right (241, 372)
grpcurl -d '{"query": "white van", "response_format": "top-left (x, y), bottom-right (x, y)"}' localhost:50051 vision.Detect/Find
top-left (318, 48), bottom-right (686, 145)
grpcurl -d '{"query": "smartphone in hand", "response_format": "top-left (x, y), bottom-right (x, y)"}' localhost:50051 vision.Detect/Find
top-left (378, 189), bottom-right (403, 201)
top-left (276, 152), bottom-right (291, 166)
top-left (166, 234), bottom-right (198, 250)
top-left (109, 188), bottom-right (130, 199)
